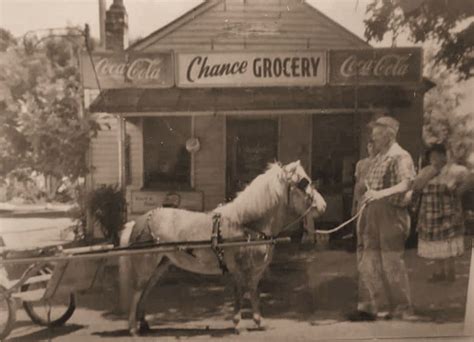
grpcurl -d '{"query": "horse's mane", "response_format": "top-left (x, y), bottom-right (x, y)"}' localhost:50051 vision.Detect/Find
top-left (214, 163), bottom-right (286, 224)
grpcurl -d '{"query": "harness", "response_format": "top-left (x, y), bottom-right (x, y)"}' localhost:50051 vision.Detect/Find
top-left (210, 176), bottom-right (314, 274)
top-left (211, 213), bottom-right (228, 274)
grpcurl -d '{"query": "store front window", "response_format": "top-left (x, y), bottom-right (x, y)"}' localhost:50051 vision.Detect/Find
top-left (143, 117), bottom-right (191, 190)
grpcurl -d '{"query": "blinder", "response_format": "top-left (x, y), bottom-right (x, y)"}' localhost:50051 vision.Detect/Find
top-left (297, 177), bottom-right (310, 192)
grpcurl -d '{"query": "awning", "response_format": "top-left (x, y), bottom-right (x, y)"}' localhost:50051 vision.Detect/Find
top-left (89, 81), bottom-right (435, 114)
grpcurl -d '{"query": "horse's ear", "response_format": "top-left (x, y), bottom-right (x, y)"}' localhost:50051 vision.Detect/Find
top-left (283, 161), bottom-right (298, 179)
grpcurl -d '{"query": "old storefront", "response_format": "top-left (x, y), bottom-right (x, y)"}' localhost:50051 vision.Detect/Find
top-left (84, 0), bottom-right (431, 226)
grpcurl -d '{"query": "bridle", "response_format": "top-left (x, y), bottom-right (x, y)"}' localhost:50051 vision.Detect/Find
top-left (286, 176), bottom-right (314, 208)
top-left (279, 176), bottom-right (317, 236)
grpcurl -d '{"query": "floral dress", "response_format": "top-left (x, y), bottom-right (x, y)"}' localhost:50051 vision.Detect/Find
top-left (417, 164), bottom-right (468, 259)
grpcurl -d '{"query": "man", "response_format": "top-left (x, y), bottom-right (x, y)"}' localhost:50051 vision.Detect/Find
top-left (349, 116), bottom-right (417, 321)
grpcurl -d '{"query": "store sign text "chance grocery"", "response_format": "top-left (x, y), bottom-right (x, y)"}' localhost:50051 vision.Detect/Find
top-left (177, 52), bottom-right (326, 87)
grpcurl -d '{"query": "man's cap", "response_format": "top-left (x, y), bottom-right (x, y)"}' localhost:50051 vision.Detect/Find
top-left (370, 116), bottom-right (400, 134)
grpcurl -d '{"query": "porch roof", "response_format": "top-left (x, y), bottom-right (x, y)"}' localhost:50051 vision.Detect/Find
top-left (89, 81), bottom-right (434, 114)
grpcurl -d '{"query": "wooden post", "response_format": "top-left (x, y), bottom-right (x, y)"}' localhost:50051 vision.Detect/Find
top-left (464, 238), bottom-right (474, 336)
top-left (118, 115), bottom-right (131, 314)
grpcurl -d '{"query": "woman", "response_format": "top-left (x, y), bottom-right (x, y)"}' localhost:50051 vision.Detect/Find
top-left (413, 144), bottom-right (471, 282)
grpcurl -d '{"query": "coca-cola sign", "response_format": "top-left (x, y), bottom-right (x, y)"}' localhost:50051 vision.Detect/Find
top-left (329, 48), bottom-right (422, 85)
top-left (81, 52), bottom-right (173, 89)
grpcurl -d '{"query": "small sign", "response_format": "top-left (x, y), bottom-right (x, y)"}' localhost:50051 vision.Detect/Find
top-left (81, 52), bottom-right (174, 89)
top-left (177, 51), bottom-right (326, 88)
top-left (130, 191), bottom-right (203, 213)
top-left (329, 48), bottom-right (422, 85)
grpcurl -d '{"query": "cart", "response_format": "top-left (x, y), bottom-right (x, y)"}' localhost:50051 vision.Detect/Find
top-left (0, 236), bottom-right (290, 340)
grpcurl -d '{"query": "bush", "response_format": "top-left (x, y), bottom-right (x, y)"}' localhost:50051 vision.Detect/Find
top-left (71, 184), bottom-right (127, 245)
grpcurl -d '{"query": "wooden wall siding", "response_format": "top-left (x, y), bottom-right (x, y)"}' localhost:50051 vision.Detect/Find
top-left (279, 114), bottom-right (312, 173)
top-left (125, 118), bottom-right (143, 188)
top-left (139, 0), bottom-right (367, 52)
top-left (194, 115), bottom-right (226, 210)
top-left (90, 114), bottom-right (119, 186)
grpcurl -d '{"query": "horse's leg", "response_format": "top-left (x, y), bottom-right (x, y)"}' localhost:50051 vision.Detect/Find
top-left (232, 283), bottom-right (244, 333)
top-left (135, 258), bottom-right (171, 333)
top-left (249, 280), bottom-right (264, 329)
top-left (128, 254), bottom-right (163, 336)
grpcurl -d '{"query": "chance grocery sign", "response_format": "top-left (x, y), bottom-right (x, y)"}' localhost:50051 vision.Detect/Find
top-left (329, 48), bottom-right (422, 85)
top-left (177, 51), bottom-right (326, 88)
top-left (81, 52), bottom-right (174, 89)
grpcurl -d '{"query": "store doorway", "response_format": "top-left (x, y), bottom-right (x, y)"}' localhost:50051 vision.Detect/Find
top-left (226, 118), bottom-right (278, 200)
top-left (312, 113), bottom-right (359, 225)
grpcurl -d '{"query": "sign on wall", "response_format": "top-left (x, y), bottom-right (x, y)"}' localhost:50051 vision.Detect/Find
top-left (80, 48), bottom-right (423, 89)
top-left (329, 48), bottom-right (422, 85)
top-left (81, 52), bottom-right (174, 89)
top-left (177, 51), bottom-right (327, 88)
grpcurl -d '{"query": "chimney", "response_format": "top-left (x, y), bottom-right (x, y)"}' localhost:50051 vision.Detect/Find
top-left (105, 0), bottom-right (128, 51)
top-left (98, 0), bottom-right (106, 49)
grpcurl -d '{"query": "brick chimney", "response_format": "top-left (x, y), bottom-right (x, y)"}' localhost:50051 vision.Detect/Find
top-left (105, 0), bottom-right (128, 51)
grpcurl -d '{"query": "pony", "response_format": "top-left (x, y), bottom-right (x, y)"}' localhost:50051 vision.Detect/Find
top-left (119, 160), bottom-right (326, 335)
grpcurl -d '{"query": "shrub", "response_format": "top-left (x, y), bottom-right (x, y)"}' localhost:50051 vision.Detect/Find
top-left (71, 184), bottom-right (126, 245)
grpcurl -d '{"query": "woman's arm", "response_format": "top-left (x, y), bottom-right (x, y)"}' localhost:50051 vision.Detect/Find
top-left (456, 171), bottom-right (474, 196)
top-left (412, 165), bottom-right (439, 191)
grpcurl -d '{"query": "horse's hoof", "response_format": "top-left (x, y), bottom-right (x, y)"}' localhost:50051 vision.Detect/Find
top-left (233, 316), bottom-right (242, 334)
top-left (129, 328), bottom-right (140, 336)
top-left (139, 320), bottom-right (151, 333)
top-left (253, 314), bottom-right (265, 330)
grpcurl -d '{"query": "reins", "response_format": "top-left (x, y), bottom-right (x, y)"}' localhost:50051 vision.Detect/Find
top-left (315, 201), bottom-right (367, 234)
top-left (275, 201), bottom-right (368, 238)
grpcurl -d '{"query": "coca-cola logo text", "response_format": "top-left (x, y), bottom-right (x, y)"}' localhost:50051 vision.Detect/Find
top-left (95, 57), bottom-right (165, 81)
top-left (340, 54), bottom-right (411, 78)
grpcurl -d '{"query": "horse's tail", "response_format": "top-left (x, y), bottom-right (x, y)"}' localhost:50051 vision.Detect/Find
top-left (120, 220), bottom-right (135, 247)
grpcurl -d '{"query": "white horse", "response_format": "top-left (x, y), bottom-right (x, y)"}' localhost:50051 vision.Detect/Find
top-left (120, 161), bottom-right (326, 335)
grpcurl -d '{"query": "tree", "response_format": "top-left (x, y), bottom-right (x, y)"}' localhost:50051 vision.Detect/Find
top-left (422, 48), bottom-right (473, 167)
top-left (0, 28), bottom-right (17, 51)
top-left (364, 0), bottom-right (474, 79)
top-left (0, 27), bottom-right (99, 199)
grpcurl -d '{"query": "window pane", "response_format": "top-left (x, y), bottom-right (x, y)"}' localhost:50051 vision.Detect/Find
top-left (143, 117), bottom-right (191, 190)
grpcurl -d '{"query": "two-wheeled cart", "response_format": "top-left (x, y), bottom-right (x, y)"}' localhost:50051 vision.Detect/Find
top-left (0, 237), bottom-right (290, 340)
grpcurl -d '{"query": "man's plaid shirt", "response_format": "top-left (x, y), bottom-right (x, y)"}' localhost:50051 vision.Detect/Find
top-left (366, 143), bottom-right (415, 207)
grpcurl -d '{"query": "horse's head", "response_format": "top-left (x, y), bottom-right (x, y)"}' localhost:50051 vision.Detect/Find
top-left (281, 160), bottom-right (326, 233)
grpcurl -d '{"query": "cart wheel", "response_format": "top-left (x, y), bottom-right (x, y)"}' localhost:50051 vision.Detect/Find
top-left (0, 286), bottom-right (16, 340)
top-left (21, 282), bottom-right (76, 327)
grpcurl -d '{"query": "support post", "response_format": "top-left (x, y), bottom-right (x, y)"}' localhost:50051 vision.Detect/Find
top-left (464, 238), bottom-right (474, 336)
top-left (118, 115), bottom-right (131, 314)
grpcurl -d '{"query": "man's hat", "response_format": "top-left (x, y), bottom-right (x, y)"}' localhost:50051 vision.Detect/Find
top-left (370, 116), bottom-right (400, 134)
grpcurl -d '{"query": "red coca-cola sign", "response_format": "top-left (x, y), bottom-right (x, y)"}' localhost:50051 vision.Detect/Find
top-left (329, 48), bottom-right (422, 85)
top-left (81, 52), bottom-right (174, 89)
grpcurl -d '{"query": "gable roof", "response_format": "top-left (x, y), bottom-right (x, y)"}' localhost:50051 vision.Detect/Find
top-left (128, 0), bottom-right (221, 51)
top-left (128, 0), bottom-right (369, 52)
